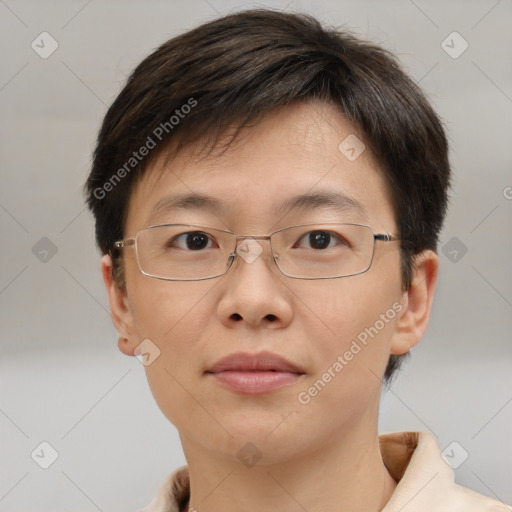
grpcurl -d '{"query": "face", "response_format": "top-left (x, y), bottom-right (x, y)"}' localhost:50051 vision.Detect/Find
top-left (105, 100), bottom-right (432, 465)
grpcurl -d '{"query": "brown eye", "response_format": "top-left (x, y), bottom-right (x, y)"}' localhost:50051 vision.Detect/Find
top-left (168, 231), bottom-right (214, 250)
top-left (293, 230), bottom-right (348, 250)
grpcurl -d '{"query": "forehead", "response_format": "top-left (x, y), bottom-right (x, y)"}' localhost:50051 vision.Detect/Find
top-left (125, 100), bottom-right (395, 233)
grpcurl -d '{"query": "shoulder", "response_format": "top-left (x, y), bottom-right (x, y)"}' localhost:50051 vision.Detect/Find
top-left (139, 465), bottom-right (190, 512)
top-left (380, 431), bottom-right (511, 512)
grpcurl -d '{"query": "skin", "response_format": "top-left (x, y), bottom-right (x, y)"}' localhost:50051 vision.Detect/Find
top-left (102, 100), bottom-right (438, 512)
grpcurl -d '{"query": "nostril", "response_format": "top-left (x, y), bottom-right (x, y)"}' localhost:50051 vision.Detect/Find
top-left (266, 314), bottom-right (277, 321)
top-left (232, 313), bottom-right (242, 321)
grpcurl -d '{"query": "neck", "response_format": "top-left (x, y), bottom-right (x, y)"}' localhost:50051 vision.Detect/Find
top-left (181, 423), bottom-right (397, 512)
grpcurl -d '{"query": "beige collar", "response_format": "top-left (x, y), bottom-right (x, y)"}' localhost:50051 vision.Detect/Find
top-left (141, 431), bottom-right (510, 512)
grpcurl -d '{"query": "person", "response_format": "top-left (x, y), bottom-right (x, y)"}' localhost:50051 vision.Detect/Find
top-left (84, 9), bottom-right (510, 512)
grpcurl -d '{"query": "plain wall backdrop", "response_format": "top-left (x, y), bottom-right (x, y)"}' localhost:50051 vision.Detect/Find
top-left (1, 0), bottom-right (511, 510)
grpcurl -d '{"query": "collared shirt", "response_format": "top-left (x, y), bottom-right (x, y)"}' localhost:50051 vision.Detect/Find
top-left (140, 431), bottom-right (511, 512)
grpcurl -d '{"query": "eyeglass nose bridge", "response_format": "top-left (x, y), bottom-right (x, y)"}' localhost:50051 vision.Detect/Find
top-left (226, 234), bottom-right (281, 268)
top-left (234, 234), bottom-right (273, 243)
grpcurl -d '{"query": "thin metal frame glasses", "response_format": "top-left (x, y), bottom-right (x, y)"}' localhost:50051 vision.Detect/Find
top-left (113, 222), bottom-right (400, 281)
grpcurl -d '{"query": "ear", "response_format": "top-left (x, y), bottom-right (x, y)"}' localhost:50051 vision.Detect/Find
top-left (390, 250), bottom-right (439, 355)
top-left (101, 254), bottom-right (138, 356)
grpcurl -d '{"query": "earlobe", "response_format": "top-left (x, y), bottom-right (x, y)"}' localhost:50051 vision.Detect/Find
top-left (117, 336), bottom-right (136, 356)
top-left (101, 254), bottom-right (137, 356)
top-left (390, 250), bottom-right (439, 355)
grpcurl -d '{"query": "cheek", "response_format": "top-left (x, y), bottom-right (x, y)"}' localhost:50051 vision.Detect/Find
top-left (301, 261), bottom-right (402, 373)
top-left (131, 279), bottom-right (219, 427)
top-left (294, 277), bottom-right (402, 426)
top-left (128, 265), bottom-right (215, 341)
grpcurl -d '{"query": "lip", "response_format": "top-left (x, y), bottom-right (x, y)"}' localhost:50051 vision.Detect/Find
top-left (205, 351), bottom-right (305, 395)
top-left (207, 351), bottom-right (304, 373)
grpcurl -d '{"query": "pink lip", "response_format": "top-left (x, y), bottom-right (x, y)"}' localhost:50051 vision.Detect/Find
top-left (205, 351), bottom-right (305, 395)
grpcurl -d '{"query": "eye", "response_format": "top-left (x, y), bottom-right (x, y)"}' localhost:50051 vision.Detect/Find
top-left (167, 231), bottom-right (217, 251)
top-left (293, 230), bottom-right (349, 250)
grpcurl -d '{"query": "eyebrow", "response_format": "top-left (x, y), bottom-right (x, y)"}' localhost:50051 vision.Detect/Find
top-left (149, 190), bottom-right (366, 222)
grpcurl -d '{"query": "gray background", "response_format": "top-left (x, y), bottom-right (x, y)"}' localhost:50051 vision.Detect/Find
top-left (1, 0), bottom-right (511, 510)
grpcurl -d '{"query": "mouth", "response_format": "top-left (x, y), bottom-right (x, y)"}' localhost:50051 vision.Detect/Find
top-left (205, 351), bottom-right (306, 395)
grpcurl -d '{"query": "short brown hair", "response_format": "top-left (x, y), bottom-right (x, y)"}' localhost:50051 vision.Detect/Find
top-left (85, 9), bottom-right (451, 382)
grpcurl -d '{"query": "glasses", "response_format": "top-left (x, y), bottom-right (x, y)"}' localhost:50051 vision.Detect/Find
top-left (113, 222), bottom-right (400, 281)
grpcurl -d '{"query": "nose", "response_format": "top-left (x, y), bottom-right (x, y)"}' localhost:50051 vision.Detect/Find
top-left (216, 236), bottom-right (293, 329)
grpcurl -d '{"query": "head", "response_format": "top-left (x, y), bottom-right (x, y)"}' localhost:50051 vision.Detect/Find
top-left (85, 10), bottom-right (450, 461)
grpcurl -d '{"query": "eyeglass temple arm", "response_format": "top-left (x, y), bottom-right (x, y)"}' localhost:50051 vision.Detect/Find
top-left (114, 239), bottom-right (135, 249)
top-left (374, 234), bottom-right (400, 242)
